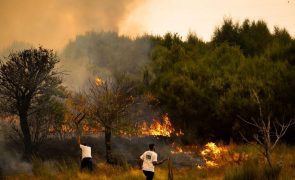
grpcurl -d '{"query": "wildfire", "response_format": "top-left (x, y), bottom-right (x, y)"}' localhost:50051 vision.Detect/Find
top-left (200, 142), bottom-right (228, 168)
top-left (49, 123), bottom-right (99, 136)
top-left (141, 113), bottom-right (183, 137)
top-left (95, 77), bottom-right (104, 86)
top-left (170, 142), bottom-right (229, 168)
top-left (201, 142), bottom-right (222, 157)
top-left (81, 124), bottom-right (100, 134)
top-left (171, 143), bottom-right (198, 154)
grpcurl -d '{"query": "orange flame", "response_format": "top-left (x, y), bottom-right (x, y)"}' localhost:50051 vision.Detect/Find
top-left (170, 142), bottom-right (229, 168)
top-left (95, 77), bottom-right (104, 86)
top-left (171, 143), bottom-right (198, 154)
top-left (200, 142), bottom-right (228, 168)
top-left (141, 113), bottom-right (183, 137)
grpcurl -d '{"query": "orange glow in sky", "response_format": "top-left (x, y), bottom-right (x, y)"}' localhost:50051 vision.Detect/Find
top-left (0, 0), bottom-right (294, 49)
top-left (120, 0), bottom-right (295, 41)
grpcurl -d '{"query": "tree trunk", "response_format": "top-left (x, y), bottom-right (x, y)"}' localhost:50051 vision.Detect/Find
top-left (105, 126), bottom-right (113, 164)
top-left (76, 124), bottom-right (81, 144)
top-left (265, 150), bottom-right (273, 169)
top-left (168, 157), bottom-right (174, 180)
top-left (19, 110), bottom-right (32, 158)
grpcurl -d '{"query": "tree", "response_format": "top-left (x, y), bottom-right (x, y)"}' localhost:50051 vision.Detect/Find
top-left (212, 18), bottom-right (239, 46)
top-left (86, 76), bottom-right (135, 164)
top-left (64, 92), bottom-right (87, 142)
top-left (239, 90), bottom-right (295, 169)
top-left (213, 19), bottom-right (272, 57)
top-left (0, 47), bottom-right (63, 156)
top-left (28, 96), bottom-right (65, 147)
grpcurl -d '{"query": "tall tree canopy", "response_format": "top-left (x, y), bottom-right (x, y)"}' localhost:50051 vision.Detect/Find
top-left (0, 47), bottom-right (63, 156)
top-left (144, 19), bottom-right (295, 142)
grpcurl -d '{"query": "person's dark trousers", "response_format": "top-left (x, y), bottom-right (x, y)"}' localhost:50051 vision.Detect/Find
top-left (80, 157), bottom-right (93, 172)
top-left (143, 170), bottom-right (154, 180)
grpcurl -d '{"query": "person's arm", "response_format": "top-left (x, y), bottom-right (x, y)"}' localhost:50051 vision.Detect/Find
top-left (138, 159), bottom-right (143, 169)
top-left (152, 154), bottom-right (168, 166)
top-left (138, 153), bottom-right (144, 169)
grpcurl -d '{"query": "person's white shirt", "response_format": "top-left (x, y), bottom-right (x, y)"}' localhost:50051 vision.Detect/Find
top-left (140, 150), bottom-right (158, 172)
top-left (80, 144), bottom-right (92, 159)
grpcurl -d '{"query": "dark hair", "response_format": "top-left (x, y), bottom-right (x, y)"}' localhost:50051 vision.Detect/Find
top-left (149, 144), bottom-right (155, 150)
top-left (81, 143), bottom-right (90, 147)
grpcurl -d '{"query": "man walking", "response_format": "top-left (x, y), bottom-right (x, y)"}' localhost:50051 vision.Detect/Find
top-left (139, 144), bottom-right (168, 180)
top-left (78, 138), bottom-right (93, 172)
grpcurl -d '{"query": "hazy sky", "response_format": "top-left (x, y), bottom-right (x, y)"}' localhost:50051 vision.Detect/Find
top-left (0, 0), bottom-right (294, 49)
top-left (120, 0), bottom-right (295, 40)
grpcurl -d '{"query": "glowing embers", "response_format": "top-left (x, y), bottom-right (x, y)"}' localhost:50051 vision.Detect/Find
top-left (171, 143), bottom-right (198, 154)
top-left (95, 77), bottom-right (104, 86)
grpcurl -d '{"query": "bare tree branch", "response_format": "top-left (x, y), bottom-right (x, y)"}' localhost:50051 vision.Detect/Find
top-left (240, 89), bottom-right (295, 169)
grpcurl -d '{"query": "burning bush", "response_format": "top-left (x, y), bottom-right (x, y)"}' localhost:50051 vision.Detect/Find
top-left (141, 113), bottom-right (183, 137)
top-left (170, 142), bottom-right (250, 169)
top-left (200, 142), bottom-right (228, 168)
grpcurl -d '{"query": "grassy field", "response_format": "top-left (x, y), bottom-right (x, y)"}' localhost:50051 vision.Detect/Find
top-left (4, 144), bottom-right (295, 180)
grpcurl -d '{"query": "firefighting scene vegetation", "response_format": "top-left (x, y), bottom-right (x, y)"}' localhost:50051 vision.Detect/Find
top-left (1, 1), bottom-right (295, 180)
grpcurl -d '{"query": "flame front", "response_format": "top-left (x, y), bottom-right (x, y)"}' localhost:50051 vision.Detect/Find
top-left (170, 142), bottom-right (229, 168)
top-left (200, 142), bottom-right (228, 168)
top-left (141, 113), bottom-right (182, 137)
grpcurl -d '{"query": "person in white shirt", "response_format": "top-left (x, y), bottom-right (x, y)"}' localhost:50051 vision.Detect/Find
top-left (78, 138), bottom-right (93, 172)
top-left (139, 144), bottom-right (168, 180)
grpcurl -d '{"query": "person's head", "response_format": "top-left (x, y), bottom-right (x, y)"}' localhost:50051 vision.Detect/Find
top-left (81, 143), bottom-right (90, 147)
top-left (149, 143), bottom-right (155, 151)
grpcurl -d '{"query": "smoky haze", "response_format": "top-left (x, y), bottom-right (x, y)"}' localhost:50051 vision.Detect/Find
top-left (61, 32), bottom-right (151, 90)
top-left (0, 32), bottom-right (151, 91)
top-left (0, 0), bottom-right (141, 49)
top-left (0, 122), bottom-right (32, 176)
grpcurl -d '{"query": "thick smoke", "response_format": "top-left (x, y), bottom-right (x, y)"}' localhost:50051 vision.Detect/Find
top-left (0, 122), bottom-right (32, 176)
top-left (0, 32), bottom-right (152, 90)
top-left (0, 0), bottom-right (141, 49)
top-left (0, 0), bottom-right (151, 90)
top-left (60, 31), bottom-right (151, 90)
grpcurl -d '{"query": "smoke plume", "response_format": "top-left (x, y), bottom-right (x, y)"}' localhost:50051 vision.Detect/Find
top-left (0, 0), bottom-right (141, 49)
top-left (60, 31), bottom-right (151, 90)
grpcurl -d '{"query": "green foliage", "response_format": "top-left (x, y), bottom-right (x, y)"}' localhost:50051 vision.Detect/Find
top-left (213, 19), bottom-right (240, 46)
top-left (144, 20), bottom-right (295, 142)
top-left (213, 18), bottom-right (273, 56)
top-left (59, 19), bottom-right (295, 143)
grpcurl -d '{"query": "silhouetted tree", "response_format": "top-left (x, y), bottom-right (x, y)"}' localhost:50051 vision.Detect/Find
top-left (0, 47), bottom-right (63, 157)
top-left (212, 18), bottom-right (239, 46)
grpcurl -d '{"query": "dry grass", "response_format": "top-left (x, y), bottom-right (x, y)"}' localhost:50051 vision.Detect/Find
top-left (4, 144), bottom-right (295, 180)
